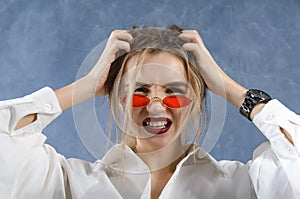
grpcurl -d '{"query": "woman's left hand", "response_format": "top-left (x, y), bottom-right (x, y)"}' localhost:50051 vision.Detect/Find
top-left (179, 30), bottom-right (247, 108)
top-left (180, 30), bottom-right (295, 143)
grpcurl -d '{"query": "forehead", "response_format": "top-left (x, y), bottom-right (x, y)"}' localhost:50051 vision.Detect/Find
top-left (122, 51), bottom-right (187, 85)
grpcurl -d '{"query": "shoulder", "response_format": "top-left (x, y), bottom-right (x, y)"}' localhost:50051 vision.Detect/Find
top-left (182, 147), bottom-right (250, 178)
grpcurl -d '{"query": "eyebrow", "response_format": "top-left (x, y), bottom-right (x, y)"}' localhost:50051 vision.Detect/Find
top-left (164, 81), bottom-right (188, 88)
top-left (135, 81), bottom-right (188, 88)
top-left (121, 80), bottom-right (189, 90)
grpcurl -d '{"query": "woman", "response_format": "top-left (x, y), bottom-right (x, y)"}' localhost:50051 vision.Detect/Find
top-left (0, 26), bottom-right (299, 199)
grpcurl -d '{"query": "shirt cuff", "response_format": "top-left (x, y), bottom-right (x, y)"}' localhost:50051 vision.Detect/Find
top-left (30, 87), bottom-right (62, 115)
top-left (253, 99), bottom-right (300, 157)
top-left (11, 87), bottom-right (62, 135)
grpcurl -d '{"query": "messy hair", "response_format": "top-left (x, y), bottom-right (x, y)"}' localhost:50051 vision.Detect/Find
top-left (104, 25), bottom-right (207, 149)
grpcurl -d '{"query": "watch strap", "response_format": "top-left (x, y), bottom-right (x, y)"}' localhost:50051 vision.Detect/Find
top-left (239, 89), bottom-right (272, 121)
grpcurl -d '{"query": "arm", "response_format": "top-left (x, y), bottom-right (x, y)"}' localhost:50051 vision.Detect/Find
top-left (180, 30), bottom-right (300, 198)
top-left (249, 99), bottom-right (300, 198)
top-left (0, 30), bottom-right (132, 197)
top-left (179, 30), bottom-right (294, 144)
top-left (0, 87), bottom-right (63, 198)
top-left (14, 30), bottom-right (132, 130)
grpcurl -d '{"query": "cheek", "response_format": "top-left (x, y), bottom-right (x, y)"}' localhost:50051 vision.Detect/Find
top-left (171, 108), bottom-right (191, 128)
top-left (130, 108), bottom-right (145, 124)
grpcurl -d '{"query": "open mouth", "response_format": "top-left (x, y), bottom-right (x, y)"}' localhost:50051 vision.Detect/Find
top-left (142, 117), bottom-right (172, 134)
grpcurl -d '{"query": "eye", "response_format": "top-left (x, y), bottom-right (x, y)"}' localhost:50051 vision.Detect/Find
top-left (166, 87), bottom-right (185, 94)
top-left (134, 87), bottom-right (149, 93)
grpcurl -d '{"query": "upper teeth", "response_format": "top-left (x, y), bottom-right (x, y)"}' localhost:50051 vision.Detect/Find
top-left (147, 121), bottom-right (168, 128)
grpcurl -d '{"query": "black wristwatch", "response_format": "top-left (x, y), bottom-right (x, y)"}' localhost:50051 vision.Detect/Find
top-left (239, 89), bottom-right (272, 121)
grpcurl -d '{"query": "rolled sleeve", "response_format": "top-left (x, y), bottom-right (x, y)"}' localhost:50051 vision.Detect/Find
top-left (253, 99), bottom-right (300, 157)
top-left (250, 99), bottom-right (300, 198)
top-left (0, 87), bottom-right (63, 198)
top-left (0, 87), bottom-right (62, 136)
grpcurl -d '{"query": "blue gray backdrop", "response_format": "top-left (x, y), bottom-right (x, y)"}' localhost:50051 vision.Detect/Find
top-left (1, 0), bottom-right (299, 163)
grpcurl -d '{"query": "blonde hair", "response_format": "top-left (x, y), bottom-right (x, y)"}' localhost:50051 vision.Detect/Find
top-left (104, 25), bottom-right (207, 150)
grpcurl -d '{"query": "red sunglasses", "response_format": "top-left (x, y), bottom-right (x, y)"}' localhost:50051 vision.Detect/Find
top-left (122, 94), bottom-right (191, 108)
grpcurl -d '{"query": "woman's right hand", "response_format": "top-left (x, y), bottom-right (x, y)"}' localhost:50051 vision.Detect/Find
top-left (15, 30), bottom-right (133, 130)
top-left (87, 30), bottom-right (133, 96)
top-left (55, 30), bottom-right (133, 111)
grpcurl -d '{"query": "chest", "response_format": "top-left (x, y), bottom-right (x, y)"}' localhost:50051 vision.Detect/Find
top-left (106, 164), bottom-right (255, 199)
top-left (150, 172), bottom-right (173, 199)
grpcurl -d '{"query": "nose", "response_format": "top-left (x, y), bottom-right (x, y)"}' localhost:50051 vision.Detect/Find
top-left (145, 85), bottom-right (167, 114)
top-left (146, 96), bottom-right (166, 115)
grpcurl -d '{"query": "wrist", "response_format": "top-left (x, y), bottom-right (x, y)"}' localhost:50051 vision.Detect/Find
top-left (224, 78), bottom-right (248, 109)
top-left (249, 103), bottom-right (266, 121)
top-left (239, 89), bottom-right (272, 121)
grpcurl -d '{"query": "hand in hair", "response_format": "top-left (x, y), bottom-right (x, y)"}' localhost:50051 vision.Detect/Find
top-left (55, 30), bottom-right (132, 111)
top-left (179, 30), bottom-right (294, 144)
top-left (15, 30), bottom-right (133, 129)
top-left (179, 30), bottom-right (247, 109)
top-left (88, 30), bottom-right (133, 96)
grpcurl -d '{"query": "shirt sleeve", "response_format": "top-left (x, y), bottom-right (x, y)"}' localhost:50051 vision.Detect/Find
top-left (0, 87), bottom-right (63, 198)
top-left (249, 99), bottom-right (300, 198)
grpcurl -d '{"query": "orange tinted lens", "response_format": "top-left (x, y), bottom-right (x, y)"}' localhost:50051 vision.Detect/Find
top-left (163, 95), bottom-right (191, 108)
top-left (132, 94), bottom-right (150, 107)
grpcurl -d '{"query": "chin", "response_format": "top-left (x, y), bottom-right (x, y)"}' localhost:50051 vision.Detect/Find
top-left (138, 127), bottom-right (179, 152)
top-left (146, 136), bottom-right (173, 149)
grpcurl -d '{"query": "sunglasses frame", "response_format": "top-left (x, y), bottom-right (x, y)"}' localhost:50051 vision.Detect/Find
top-left (121, 94), bottom-right (192, 109)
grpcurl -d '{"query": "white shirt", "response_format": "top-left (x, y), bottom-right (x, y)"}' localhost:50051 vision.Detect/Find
top-left (0, 87), bottom-right (300, 199)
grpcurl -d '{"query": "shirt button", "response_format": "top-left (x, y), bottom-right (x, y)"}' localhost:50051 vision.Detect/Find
top-left (45, 104), bottom-right (52, 111)
top-left (266, 114), bottom-right (274, 121)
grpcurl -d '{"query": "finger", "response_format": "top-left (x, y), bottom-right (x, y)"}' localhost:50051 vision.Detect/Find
top-left (181, 30), bottom-right (198, 33)
top-left (179, 31), bottom-right (204, 45)
top-left (116, 32), bottom-right (133, 43)
top-left (178, 33), bottom-right (194, 43)
top-left (92, 40), bottom-right (128, 78)
top-left (111, 30), bottom-right (133, 42)
top-left (107, 31), bottom-right (133, 53)
top-left (179, 33), bottom-right (202, 44)
top-left (181, 30), bottom-right (200, 37)
top-left (100, 40), bottom-right (130, 65)
top-left (182, 43), bottom-right (201, 57)
top-left (112, 40), bottom-right (131, 53)
top-left (110, 29), bottom-right (127, 35)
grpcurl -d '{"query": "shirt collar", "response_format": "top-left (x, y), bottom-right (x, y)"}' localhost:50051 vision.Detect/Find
top-left (97, 144), bottom-right (149, 174)
top-left (97, 144), bottom-right (227, 176)
top-left (179, 146), bottom-right (227, 176)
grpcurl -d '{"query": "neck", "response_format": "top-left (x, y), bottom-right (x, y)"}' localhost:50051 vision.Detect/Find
top-left (134, 137), bottom-right (189, 172)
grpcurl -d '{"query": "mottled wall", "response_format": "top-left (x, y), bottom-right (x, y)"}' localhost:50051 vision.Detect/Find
top-left (1, 0), bottom-right (299, 163)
